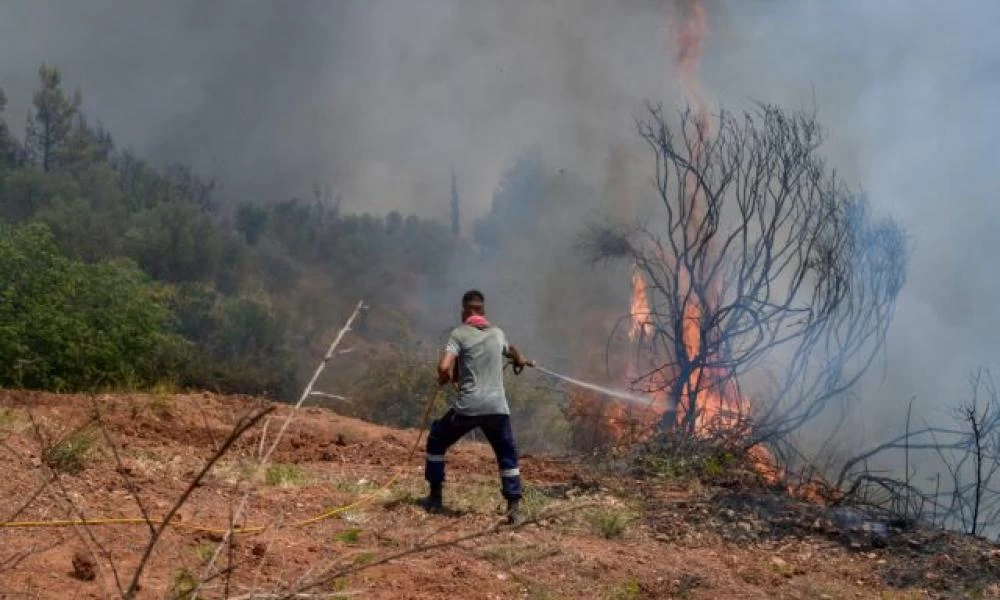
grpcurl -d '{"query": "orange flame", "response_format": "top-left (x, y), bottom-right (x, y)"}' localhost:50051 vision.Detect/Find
top-left (592, 0), bottom-right (826, 503)
top-left (629, 266), bottom-right (654, 342)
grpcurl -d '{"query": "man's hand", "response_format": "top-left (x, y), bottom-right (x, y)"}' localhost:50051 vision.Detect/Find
top-left (505, 345), bottom-right (534, 369)
top-left (438, 351), bottom-right (456, 386)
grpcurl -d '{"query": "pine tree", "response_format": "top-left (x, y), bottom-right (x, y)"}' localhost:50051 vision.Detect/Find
top-left (25, 64), bottom-right (80, 171)
top-left (0, 88), bottom-right (19, 167)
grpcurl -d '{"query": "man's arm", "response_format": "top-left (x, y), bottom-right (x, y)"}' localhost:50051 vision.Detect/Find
top-left (437, 351), bottom-right (457, 386)
top-left (504, 344), bottom-right (534, 368)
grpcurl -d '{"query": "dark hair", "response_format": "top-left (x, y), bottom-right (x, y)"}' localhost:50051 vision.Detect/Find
top-left (462, 289), bottom-right (485, 305)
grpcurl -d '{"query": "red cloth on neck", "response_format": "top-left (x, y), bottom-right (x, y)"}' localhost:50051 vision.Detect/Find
top-left (464, 315), bottom-right (490, 328)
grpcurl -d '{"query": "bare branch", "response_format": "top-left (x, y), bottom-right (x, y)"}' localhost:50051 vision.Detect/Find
top-left (124, 404), bottom-right (274, 599)
top-left (584, 103), bottom-right (906, 442)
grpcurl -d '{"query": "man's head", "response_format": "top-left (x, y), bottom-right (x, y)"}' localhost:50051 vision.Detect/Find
top-left (461, 289), bottom-right (485, 321)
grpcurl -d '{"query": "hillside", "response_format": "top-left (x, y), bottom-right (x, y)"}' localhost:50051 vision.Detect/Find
top-left (0, 391), bottom-right (998, 599)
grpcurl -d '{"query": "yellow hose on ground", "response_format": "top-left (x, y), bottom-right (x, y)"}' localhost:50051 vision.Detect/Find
top-left (0, 390), bottom-right (440, 534)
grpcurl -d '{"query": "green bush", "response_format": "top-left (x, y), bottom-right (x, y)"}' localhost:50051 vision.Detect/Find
top-left (335, 528), bottom-right (362, 544)
top-left (347, 345), bottom-right (438, 428)
top-left (264, 463), bottom-right (306, 486)
top-left (0, 222), bottom-right (181, 391)
top-left (506, 373), bottom-right (570, 453)
top-left (43, 428), bottom-right (94, 475)
top-left (587, 506), bottom-right (635, 540)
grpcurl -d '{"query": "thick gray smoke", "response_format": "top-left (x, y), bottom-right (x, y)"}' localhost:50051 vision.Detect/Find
top-left (2, 0), bottom-right (999, 444)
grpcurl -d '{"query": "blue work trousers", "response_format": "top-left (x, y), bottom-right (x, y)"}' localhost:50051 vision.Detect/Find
top-left (424, 409), bottom-right (521, 500)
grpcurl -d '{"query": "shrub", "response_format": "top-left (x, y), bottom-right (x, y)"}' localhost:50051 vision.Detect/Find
top-left (347, 345), bottom-right (437, 428)
top-left (335, 528), bottom-right (361, 544)
top-left (264, 463), bottom-right (305, 487)
top-left (587, 506), bottom-right (634, 539)
top-left (170, 568), bottom-right (199, 600)
top-left (632, 434), bottom-right (743, 481)
top-left (0, 222), bottom-right (180, 391)
top-left (43, 428), bottom-right (94, 475)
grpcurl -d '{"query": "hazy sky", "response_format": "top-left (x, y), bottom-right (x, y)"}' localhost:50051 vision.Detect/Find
top-left (2, 0), bottom-right (999, 436)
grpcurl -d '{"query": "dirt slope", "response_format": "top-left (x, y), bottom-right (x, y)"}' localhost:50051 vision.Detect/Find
top-left (0, 390), bottom-right (997, 599)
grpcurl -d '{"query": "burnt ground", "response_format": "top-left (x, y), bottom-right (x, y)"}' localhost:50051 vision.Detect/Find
top-left (0, 390), bottom-right (997, 599)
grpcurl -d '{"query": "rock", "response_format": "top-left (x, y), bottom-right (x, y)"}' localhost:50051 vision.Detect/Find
top-left (71, 551), bottom-right (96, 581)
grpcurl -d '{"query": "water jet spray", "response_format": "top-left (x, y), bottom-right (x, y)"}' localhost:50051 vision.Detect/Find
top-left (513, 362), bottom-right (652, 406)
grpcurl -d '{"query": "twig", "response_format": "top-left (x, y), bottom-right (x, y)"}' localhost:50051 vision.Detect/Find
top-left (124, 405), bottom-right (274, 599)
top-left (90, 395), bottom-right (157, 537)
top-left (289, 501), bottom-right (598, 597)
top-left (193, 300), bottom-right (365, 598)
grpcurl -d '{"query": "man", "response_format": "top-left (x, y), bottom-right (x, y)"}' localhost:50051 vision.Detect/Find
top-left (422, 289), bottom-right (533, 524)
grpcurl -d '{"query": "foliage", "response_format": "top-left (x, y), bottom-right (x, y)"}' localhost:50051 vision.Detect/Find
top-left (346, 344), bottom-right (439, 428)
top-left (265, 463), bottom-right (306, 487)
top-left (586, 505), bottom-right (635, 539)
top-left (0, 64), bottom-right (461, 399)
top-left (0, 222), bottom-right (180, 391)
top-left (609, 578), bottom-right (642, 600)
top-left (42, 428), bottom-right (94, 475)
top-left (25, 64), bottom-right (80, 172)
top-left (506, 372), bottom-right (571, 452)
top-left (632, 433), bottom-right (743, 481)
top-left (170, 568), bottom-right (199, 600)
top-left (587, 104), bottom-right (907, 438)
top-left (171, 284), bottom-right (297, 398)
top-left (192, 542), bottom-right (218, 564)
top-left (335, 528), bottom-right (362, 544)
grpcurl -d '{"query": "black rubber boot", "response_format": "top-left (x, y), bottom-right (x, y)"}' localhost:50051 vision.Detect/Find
top-left (420, 483), bottom-right (443, 514)
top-left (506, 499), bottom-right (524, 526)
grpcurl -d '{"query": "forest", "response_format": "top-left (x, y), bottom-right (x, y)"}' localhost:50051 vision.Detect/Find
top-left (0, 64), bottom-right (585, 449)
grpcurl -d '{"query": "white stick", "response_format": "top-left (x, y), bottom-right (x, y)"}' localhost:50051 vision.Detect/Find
top-left (309, 391), bottom-right (349, 401)
top-left (192, 300), bottom-right (366, 599)
top-left (257, 417), bottom-right (270, 461)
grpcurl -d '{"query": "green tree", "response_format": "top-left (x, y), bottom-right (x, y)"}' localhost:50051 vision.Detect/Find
top-left (170, 284), bottom-right (296, 398)
top-left (0, 222), bottom-right (179, 390)
top-left (347, 344), bottom-right (438, 427)
top-left (25, 64), bottom-right (81, 172)
top-left (235, 202), bottom-right (269, 245)
top-left (0, 88), bottom-right (19, 167)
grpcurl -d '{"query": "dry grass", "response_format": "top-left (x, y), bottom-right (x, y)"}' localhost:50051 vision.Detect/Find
top-left (586, 505), bottom-right (636, 540)
top-left (42, 428), bottom-right (94, 475)
top-left (264, 463), bottom-right (307, 487)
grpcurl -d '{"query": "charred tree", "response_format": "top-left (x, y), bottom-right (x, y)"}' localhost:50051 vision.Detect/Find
top-left (586, 103), bottom-right (907, 439)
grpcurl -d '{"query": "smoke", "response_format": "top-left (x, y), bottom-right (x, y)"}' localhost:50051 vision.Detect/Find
top-left (2, 1), bottom-right (999, 442)
top-left (700, 1), bottom-right (1000, 440)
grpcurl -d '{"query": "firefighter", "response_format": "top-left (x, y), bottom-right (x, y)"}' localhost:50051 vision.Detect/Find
top-left (422, 289), bottom-right (533, 524)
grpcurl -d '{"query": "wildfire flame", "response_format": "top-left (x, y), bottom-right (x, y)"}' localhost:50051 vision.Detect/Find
top-left (561, 0), bottom-right (829, 503)
top-left (628, 266), bottom-right (654, 341)
top-left (629, 0), bottom-right (728, 436)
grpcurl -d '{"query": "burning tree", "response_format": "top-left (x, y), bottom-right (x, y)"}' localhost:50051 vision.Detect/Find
top-left (588, 103), bottom-right (907, 442)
